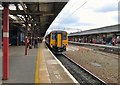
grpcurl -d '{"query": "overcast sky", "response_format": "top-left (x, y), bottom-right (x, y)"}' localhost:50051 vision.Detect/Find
top-left (46, 0), bottom-right (119, 34)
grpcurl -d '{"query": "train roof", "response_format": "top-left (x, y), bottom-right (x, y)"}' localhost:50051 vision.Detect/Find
top-left (68, 24), bottom-right (120, 36)
top-left (45, 30), bottom-right (67, 37)
top-left (51, 30), bottom-right (67, 33)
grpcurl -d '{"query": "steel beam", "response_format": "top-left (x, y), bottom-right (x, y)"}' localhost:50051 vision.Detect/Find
top-left (10, 21), bottom-right (49, 24)
top-left (9, 10), bottom-right (54, 16)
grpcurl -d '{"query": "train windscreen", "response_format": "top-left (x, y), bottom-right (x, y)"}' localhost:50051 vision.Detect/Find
top-left (52, 33), bottom-right (56, 40)
top-left (63, 32), bottom-right (67, 40)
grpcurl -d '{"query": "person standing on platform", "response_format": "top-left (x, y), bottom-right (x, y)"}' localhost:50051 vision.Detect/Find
top-left (27, 38), bottom-right (29, 48)
top-left (34, 38), bottom-right (38, 48)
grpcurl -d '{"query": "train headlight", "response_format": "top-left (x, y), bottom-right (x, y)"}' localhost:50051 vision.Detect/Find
top-left (51, 44), bottom-right (53, 47)
top-left (51, 44), bottom-right (55, 48)
top-left (63, 44), bottom-right (66, 46)
top-left (63, 44), bottom-right (66, 47)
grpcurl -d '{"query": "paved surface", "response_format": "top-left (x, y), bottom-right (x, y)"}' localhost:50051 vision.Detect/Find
top-left (38, 43), bottom-right (75, 83)
top-left (2, 43), bottom-right (76, 84)
top-left (2, 46), bottom-right (38, 83)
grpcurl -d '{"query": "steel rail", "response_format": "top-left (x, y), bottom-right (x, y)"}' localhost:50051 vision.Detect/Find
top-left (62, 53), bottom-right (108, 85)
top-left (54, 53), bottom-right (108, 85)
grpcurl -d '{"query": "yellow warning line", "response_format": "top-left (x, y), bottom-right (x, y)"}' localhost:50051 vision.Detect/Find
top-left (35, 47), bottom-right (40, 84)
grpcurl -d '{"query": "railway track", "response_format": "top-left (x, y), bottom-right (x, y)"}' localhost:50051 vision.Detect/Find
top-left (54, 53), bottom-right (108, 85)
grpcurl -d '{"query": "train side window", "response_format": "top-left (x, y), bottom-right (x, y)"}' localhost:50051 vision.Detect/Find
top-left (63, 33), bottom-right (67, 40)
top-left (52, 33), bottom-right (56, 40)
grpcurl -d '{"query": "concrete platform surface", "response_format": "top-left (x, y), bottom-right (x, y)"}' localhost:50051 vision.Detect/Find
top-left (2, 43), bottom-right (77, 84)
top-left (2, 46), bottom-right (38, 83)
top-left (38, 43), bottom-right (76, 83)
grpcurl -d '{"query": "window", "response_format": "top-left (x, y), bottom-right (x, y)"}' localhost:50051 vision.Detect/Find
top-left (52, 33), bottom-right (56, 40)
top-left (63, 32), bottom-right (67, 40)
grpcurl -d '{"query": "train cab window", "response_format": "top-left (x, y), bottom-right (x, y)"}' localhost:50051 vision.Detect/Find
top-left (52, 33), bottom-right (56, 40)
top-left (63, 33), bottom-right (67, 40)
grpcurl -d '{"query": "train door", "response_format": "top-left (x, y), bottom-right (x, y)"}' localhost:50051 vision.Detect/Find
top-left (62, 32), bottom-right (68, 47)
top-left (50, 32), bottom-right (56, 48)
top-left (57, 33), bottom-right (62, 47)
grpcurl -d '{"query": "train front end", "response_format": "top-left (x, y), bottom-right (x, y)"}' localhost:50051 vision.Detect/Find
top-left (50, 31), bottom-right (68, 52)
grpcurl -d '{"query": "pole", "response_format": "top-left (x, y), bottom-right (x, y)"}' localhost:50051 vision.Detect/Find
top-left (3, 3), bottom-right (9, 80)
top-left (30, 31), bottom-right (32, 49)
top-left (114, 33), bottom-right (116, 46)
top-left (25, 17), bottom-right (28, 55)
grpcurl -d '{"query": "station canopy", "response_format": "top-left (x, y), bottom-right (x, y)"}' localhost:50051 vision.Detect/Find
top-left (0, 1), bottom-right (67, 37)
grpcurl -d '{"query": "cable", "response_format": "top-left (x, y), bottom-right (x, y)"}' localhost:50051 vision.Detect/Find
top-left (49, 0), bottom-right (89, 30)
top-left (55, 0), bottom-right (89, 27)
top-left (71, 0), bottom-right (88, 15)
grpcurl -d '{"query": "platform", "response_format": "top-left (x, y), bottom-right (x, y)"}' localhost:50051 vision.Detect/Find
top-left (2, 43), bottom-right (76, 84)
top-left (36, 43), bottom-right (76, 83)
top-left (2, 46), bottom-right (38, 83)
top-left (69, 41), bottom-right (120, 54)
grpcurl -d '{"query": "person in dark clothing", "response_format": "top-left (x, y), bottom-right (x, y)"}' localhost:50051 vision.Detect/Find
top-left (34, 38), bottom-right (38, 48)
top-left (28, 39), bottom-right (32, 49)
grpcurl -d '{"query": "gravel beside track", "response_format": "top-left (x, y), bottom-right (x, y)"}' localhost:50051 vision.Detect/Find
top-left (55, 54), bottom-right (107, 85)
top-left (64, 44), bottom-right (118, 84)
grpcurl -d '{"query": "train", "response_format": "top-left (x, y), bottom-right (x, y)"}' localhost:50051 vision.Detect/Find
top-left (45, 30), bottom-right (68, 53)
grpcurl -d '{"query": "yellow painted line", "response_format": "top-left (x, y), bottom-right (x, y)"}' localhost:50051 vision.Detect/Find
top-left (35, 47), bottom-right (40, 83)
